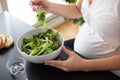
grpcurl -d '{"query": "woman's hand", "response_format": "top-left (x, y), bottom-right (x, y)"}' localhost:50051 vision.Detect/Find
top-left (45, 46), bottom-right (87, 72)
top-left (29, 0), bottom-right (51, 12)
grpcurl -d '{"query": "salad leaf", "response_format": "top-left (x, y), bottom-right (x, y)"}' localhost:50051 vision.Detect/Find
top-left (37, 10), bottom-right (47, 29)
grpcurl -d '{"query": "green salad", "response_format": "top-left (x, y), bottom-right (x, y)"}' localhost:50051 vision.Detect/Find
top-left (21, 29), bottom-right (61, 56)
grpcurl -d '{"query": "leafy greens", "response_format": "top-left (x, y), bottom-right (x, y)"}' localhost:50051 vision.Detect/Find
top-left (21, 29), bottom-right (61, 56)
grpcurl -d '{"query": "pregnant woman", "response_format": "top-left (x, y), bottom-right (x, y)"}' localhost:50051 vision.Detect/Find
top-left (29, 0), bottom-right (120, 77)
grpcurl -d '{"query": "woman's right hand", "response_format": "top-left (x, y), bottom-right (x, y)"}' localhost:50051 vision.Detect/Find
top-left (29, 0), bottom-right (51, 12)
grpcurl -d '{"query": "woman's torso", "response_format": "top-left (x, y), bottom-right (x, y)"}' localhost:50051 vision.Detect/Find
top-left (74, 0), bottom-right (120, 77)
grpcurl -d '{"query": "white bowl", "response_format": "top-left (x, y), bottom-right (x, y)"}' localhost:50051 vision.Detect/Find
top-left (17, 27), bottom-right (64, 64)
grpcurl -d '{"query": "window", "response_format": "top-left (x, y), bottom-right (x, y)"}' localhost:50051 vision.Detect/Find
top-left (5, 0), bottom-right (66, 27)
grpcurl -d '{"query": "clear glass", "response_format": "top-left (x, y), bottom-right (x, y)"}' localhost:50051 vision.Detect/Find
top-left (6, 57), bottom-right (28, 80)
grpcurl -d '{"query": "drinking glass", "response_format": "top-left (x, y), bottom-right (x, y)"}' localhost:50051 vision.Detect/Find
top-left (6, 57), bottom-right (28, 80)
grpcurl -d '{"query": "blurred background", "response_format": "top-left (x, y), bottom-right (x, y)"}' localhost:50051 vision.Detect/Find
top-left (0, 0), bottom-right (66, 26)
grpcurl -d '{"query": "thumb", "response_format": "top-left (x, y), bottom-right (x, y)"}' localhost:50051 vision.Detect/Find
top-left (62, 46), bottom-right (74, 56)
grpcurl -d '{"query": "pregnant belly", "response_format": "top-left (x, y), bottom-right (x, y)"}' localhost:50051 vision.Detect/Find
top-left (74, 23), bottom-right (117, 59)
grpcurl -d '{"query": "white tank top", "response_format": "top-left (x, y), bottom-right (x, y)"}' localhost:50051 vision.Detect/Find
top-left (74, 0), bottom-right (120, 77)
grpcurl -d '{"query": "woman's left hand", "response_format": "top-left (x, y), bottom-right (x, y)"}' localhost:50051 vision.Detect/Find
top-left (45, 46), bottom-right (87, 72)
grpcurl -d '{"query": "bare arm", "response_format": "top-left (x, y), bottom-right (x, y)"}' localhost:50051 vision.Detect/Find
top-left (29, 0), bottom-right (82, 19)
top-left (84, 54), bottom-right (120, 71)
top-left (48, 0), bottom-right (82, 19)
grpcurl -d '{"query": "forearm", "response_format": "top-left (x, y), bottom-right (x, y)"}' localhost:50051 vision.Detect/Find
top-left (83, 54), bottom-right (120, 71)
top-left (48, 3), bottom-right (82, 19)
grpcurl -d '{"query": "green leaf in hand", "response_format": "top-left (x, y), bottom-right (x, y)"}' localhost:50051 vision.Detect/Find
top-left (37, 10), bottom-right (47, 28)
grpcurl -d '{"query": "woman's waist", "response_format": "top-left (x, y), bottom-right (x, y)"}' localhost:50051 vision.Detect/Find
top-left (74, 25), bottom-right (120, 58)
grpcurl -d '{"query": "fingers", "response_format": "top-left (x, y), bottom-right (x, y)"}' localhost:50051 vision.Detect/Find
top-left (45, 60), bottom-right (66, 70)
top-left (31, 6), bottom-right (36, 11)
top-left (32, 5), bottom-right (39, 11)
top-left (29, 0), bottom-right (41, 5)
top-left (29, 1), bottom-right (36, 11)
top-left (29, 0), bottom-right (42, 11)
top-left (62, 46), bottom-right (74, 56)
top-left (44, 46), bottom-right (79, 71)
top-left (44, 47), bottom-right (73, 70)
